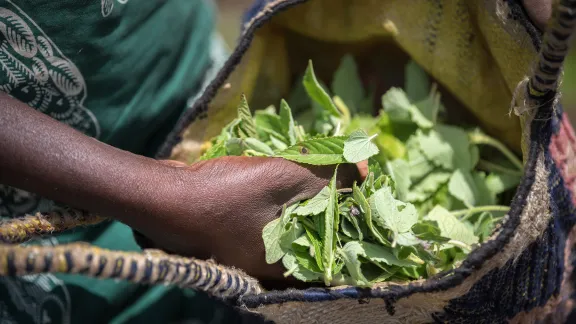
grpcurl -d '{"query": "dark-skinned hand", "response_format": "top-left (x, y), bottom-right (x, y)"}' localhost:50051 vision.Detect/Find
top-left (131, 157), bottom-right (365, 286)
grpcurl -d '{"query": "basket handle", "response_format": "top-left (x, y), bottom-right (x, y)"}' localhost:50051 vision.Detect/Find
top-left (529, 0), bottom-right (576, 99)
top-left (0, 210), bottom-right (262, 300)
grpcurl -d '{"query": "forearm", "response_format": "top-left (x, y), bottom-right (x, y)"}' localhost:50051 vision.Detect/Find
top-left (0, 93), bottom-right (180, 229)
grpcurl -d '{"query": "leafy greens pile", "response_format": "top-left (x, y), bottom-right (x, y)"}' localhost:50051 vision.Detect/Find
top-left (199, 56), bottom-right (523, 287)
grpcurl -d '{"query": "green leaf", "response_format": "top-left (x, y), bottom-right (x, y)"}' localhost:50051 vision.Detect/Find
top-left (237, 94), bottom-right (257, 138)
top-left (374, 174), bottom-right (394, 193)
top-left (382, 87), bottom-right (413, 123)
top-left (426, 206), bottom-right (479, 246)
top-left (199, 140), bottom-right (228, 160)
top-left (332, 54), bottom-right (364, 114)
top-left (345, 115), bottom-right (379, 135)
top-left (409, 103), bottom-right (434, 129)
top-left (340, 200), bottom-right (365, 241)
top-left (448, 169), bottom-right (478, 207)
top-left (225, 138), bottom-right (245, 156)
top-left (280, 99), bottom-right (297, 145)
top-left (340, 241), bottom-right (417, 286)
top-left (353, 183), bottom-right (388, 245)
top-left (416, 129), bottom-right (453, 169)
top-left (360, 172), bottom-right (375, 197)
top-left (295, 187), bottom-right (330, 216)
top-left (412, 221), bottom-right (450, 242)
top-left (254, 111), bottom-right (289, 143)
top-left (405, 60), bottom-right (430, 102)
top-left (305, 227), bottom-right (324, 271)
top-left (360, 241), bottom-right (419, 267)
top-left (277, 137), bottom-right (346, 165)
top-left (282, 252), bottom-right (322, 282)
top-left (349, 214), bottom-right (365, 241)
top-left (270, 135), bottom-right (288, 151)
top-left (341, 217), bottom-right (360, 239)
top-left (343, 130), bottom-right (380, 163)
top-left (381, 87), bottom-right (434, 128)
top-left (436, 125), bottom-right (474, 170)
top-left (412, 86), bottom-right (442, 129)
top-left (396, 231), bottom-right (421, 246)
top-left (287, 74), bottom-right (312, 117)
top-left (406, 137), bottom-right (435, 181)
top-left (333, 258), bottom-right (346, 277)
top-left (292, 234), bottom-right (312, 252)
top-left (244, 138), bottom-right (275, 156)
top-left (262, 205), bottom-right (291, 264)
top-left (472, 172), bottom-right (496, 206)
top-left (386, 159), bottom-right (412, 201)
top-left (303, 60), bottom-right (340, 117)
top-left (339, 242), bottom-right (371, 286)
top-left (368, 157), bottom-right (385, 179)
top-left (375, 133), bottom-right (406, 160)
top-left (321, 168), bottom-right (339, 285)
top-left (360, 262), bottom-right (398, 283)
top-left (474, 212), bottom-right (496, 241)
top-left (294, 249), bottom-right (323, 273)
top-left (485, 173), bottom-right (521, 196)
top-left (280, 218), bottom-right (304, 250)
top-left (470, 145), bottom-right (480, 168)
top-left (407, 172), bottom-right (451, 202)
top-left (370, 187), bottom-right (419, 236)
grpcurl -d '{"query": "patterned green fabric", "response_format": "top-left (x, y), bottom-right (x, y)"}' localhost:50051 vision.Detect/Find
top-left (0, 0), bottom-right (238, 323)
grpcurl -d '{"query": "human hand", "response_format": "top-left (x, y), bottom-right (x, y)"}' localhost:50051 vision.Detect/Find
top-left (130, 156), bottom-right (363, 282)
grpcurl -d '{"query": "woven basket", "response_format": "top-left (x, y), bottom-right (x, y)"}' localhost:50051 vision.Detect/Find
top-left (153, 0), bottom-right (576, 323)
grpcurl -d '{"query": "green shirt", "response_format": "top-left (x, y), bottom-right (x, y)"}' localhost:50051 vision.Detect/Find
top-left (0, 0), bottom-right (242, 323)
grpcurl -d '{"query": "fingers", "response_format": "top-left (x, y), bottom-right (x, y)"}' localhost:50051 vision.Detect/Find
top-left (522, 0), bottom-right (553, 31)
top-left (357, 160), bottom-right (369, 180)
top-left (336, 163), bottom-right (363, 188)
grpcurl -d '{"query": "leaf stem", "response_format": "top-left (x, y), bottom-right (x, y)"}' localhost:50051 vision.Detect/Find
top-left (407, 254), bottom-right (425, 265)
top-left (468, 131), bottom-right (523, 171)
top-left (283, 265), bottom-right (298, 277)
top-left (477, 160), bottom-right (523, 177)
top-left (452, 205), bottom-right (510, 219)
top-left (447, 240), bottom-right (472, 252)
top-left (333, 122), bottom-right (342, 136)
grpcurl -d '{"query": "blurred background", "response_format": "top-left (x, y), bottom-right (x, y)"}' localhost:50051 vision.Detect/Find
top-left (214, 0), bottom-right (576, 119)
